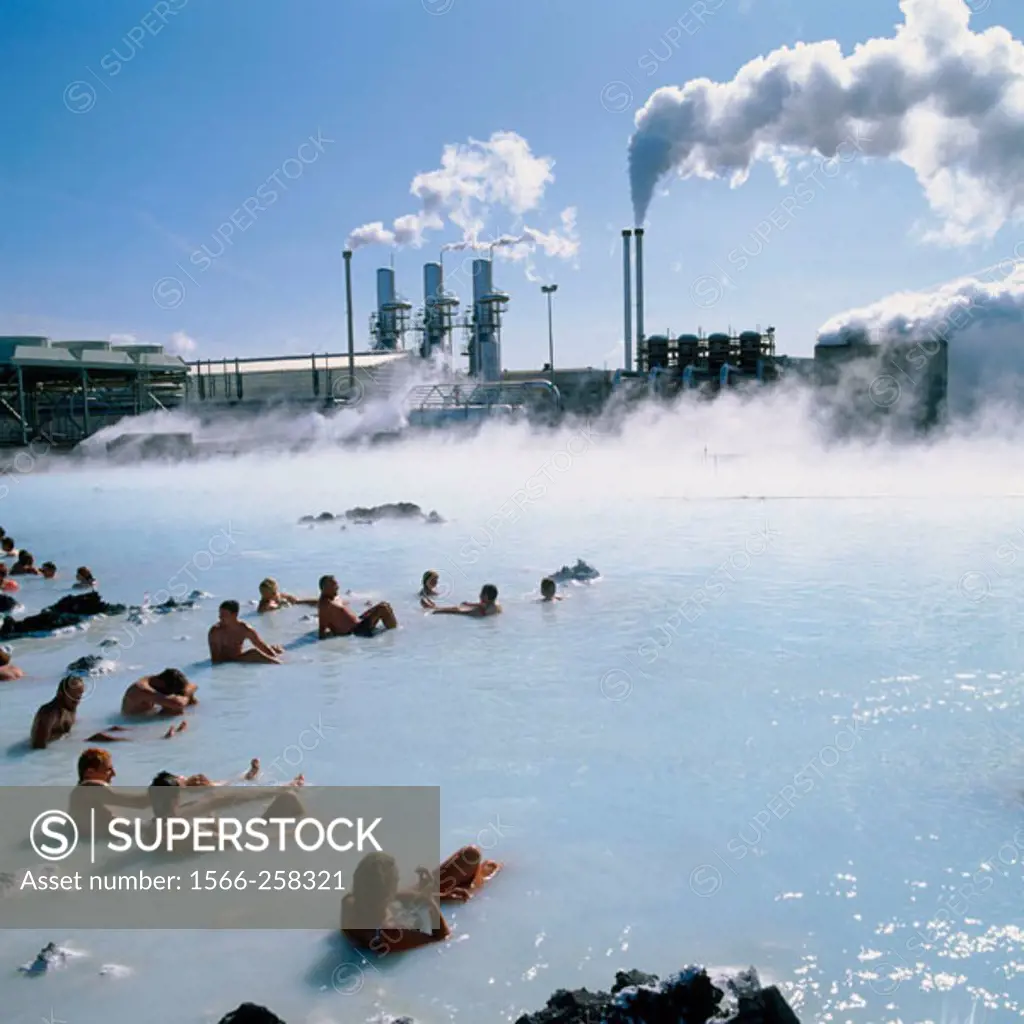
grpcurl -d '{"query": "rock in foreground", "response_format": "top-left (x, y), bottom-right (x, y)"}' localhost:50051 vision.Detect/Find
top-left (515, 966), bottom-right (800, 1024)
top-left (1, 592), bottom-right (127, 639)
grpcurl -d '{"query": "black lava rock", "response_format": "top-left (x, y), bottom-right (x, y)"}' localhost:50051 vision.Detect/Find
top-left (513, 966), bottom-right (800, 1024)
top-left (549, 559), bottom-right (600, 584)
top-left (1, 592), bottom-right (126, 639)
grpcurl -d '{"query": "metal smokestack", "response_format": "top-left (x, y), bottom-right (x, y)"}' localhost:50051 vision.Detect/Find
top-left (343, 249), bottom-right (355, 390)
top-left (622, 229), bottom-right (633, 372)
top-left (634, 227), bottom-right (645, 367)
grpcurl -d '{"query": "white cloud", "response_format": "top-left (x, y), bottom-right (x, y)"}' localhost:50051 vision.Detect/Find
top-left (168, 331), bottom-right (197, 357)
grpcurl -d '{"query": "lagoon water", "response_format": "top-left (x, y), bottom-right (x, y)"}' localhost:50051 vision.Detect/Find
top-left (2, 398), bottom-right (1024, 1024)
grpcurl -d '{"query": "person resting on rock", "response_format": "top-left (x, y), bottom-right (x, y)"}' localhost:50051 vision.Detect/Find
top-left (10, 550), bottom-right (40, 576)
top-left (74, 566), bottom-right (96, 589)
top-left (539, 577), bottom-right (562, 602)
top-left (30, 676), bottom-right (85, 749)
top-left (209, 600), bottom-right (283, 664)
top-left (121, 668), bottom-right (198, 716)
top-left (431, 584), bottom-right (502, 617)
top-left (341, 847), bottom-right (501, 953)
top-left (0, 647), bottom-right (24, 681)
top-left (318, 575), bottom-right (397, 637)
top-left (419, 570), bottom-right (440, 609)
top-left (257, 577), bottom-right (317, 613)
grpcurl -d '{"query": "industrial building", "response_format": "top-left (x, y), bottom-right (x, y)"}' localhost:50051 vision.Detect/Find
top-left (0, 337), bottom-right (188, 447)
top-left (0, 225), bottom-right (949, 449)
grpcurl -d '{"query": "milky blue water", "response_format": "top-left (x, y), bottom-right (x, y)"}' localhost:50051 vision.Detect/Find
top-left (2, 411), bottom-right (1024, 1024)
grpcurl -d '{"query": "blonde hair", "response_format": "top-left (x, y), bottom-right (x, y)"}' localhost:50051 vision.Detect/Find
top-left (259, 578), bottom-right (278, 595)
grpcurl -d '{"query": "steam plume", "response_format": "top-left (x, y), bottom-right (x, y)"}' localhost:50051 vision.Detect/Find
top-left (629, 0), bottom-right (1024, 244)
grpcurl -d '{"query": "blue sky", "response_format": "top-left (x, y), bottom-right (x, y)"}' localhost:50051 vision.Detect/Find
top-left (0, 0), bottom-right (1019, 368)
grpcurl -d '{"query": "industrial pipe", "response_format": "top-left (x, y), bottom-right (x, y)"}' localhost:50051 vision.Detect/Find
top-left (634, 227), bottom-right (645, 370)
top-left (343, 249), bottom-right (355, 392)
top-left (622, 229), bottom-right (632, 373)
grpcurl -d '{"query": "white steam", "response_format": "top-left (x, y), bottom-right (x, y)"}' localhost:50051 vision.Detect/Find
top-left (818, 259), bottom-right (1024, 415)
top-left (629, 0), bottom-right (1024, 244)
top-left (346, 132), bottom-right (578, 268)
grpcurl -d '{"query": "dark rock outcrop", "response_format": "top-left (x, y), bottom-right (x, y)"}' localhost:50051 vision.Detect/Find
top-left (299, 503), bottom-right (445, 525)
top-left (514, 966), bottom-right (800, 1024)
top-left (216, 1004), bottom-right (287, 1024)
top-left (66, 654), bottom-right (117, 676)
top-left (1, 592), bottom-right (126, 639)
top-left (19, 942), bottom-right (72, 974)
top-left (549, 559), bottom-right (600, 584)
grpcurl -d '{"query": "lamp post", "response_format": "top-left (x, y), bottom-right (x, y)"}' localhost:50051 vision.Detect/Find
top-left (541, 283), bottom-right (558, 378)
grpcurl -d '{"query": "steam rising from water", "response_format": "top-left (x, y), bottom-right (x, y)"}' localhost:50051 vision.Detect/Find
top-left (68, 378), bottom-right (1024, 505)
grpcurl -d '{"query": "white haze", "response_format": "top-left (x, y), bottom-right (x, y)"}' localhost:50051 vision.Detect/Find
top-left (629, 0), bottom-right (1024, 244)
top-left (59, 376), bottom-right (1024, 508)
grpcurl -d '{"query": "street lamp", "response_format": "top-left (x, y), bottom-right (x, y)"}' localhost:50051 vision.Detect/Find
top-left (541, 283), bottom-right (558, 377)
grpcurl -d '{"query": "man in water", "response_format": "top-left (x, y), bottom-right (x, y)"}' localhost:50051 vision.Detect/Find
top-left (40, 561), bottom-right (57, 579)
top-left (30, 675), bottom-right (85, 749)
top-left (431, 584), bottom-right (502, 617)
top-left (540, 578), bottom-right (562, 602)
top-left (0, 648), bottom-right (24, 681)
top-left (68, 748), bottom-right (155, 837)
top-left (318, 575), bottom-right (397, 638)
top-left (121, 668), bottom-right (198, 716)
top-left (209, 600), bottom-right (284, 664)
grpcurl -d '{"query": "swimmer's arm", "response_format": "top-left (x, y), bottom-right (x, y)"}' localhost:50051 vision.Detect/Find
top-left (242, 623), bottom-right (280, 657)
top-left (430, 606), bottom-right (472, 615)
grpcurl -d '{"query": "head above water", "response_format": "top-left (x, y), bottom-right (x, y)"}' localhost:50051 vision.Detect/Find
top-left (0, 649), bottom-right (10, 667)
top-left (15, 550), bottom-right (32, 567)
top-left (76, 566), bottom-right (94, 583)
top-left (350, 851), bottom-right (400, 909)
top-left (258, 578), bottom-right (278, 597)
top-left (2, 537), bottom-right (14, 552)
top-left (540, 577), bottom-right (556, 599)
top-left (78, 747), bottom-right (114, 783)
top-left (41, 561), bottom-right (57, 578)
top-left (318, 575), bottom-right (338, 598)
top-left (149, 771), bottom-right (182, 817)
top-left (422, 570), bottom-right (439, 591)
top-left (153, 668), bottom-right (190, 695)
top-left (218, 600), bottom-right (240, 623)
top-left (58, 675), bottom-right (86, 708)
top-left (480, 584), bottom-right (499, 605)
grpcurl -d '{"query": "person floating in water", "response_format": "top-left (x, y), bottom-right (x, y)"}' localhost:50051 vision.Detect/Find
top-left (318, 575), bottom-right (397, 638)
top-left (540, 578), bottom-right (562, 602)
top-left (341, 846), bottom-right (501, 953)
top-left (74, 566), bottom-right (96, 589)
top-left (419, 570), bottom-right (440, 609)
top-left (121, 668), bottom-right (198, 716)
top-left (431, 584), bottom-right (502, 617)
top-left (0, 564), bottom-right (17, 592)
top-left (2, 536), bottom-right (18, 559)
top-left (0, 647), bottom-right (24, 681)
top-left (40, 562), bottom-right (57, 579)
top-left (209, 600), bottom-right (284, 664)
top-left (257, 577), bottom-right (317, 613)
top-left (10, 551), bottom-right (40, 576)
top-left (30, 675), bottom-right (85, 749)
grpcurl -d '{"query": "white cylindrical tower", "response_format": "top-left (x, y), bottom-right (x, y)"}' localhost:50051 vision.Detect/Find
top-left (622, 229), bottom-right (633, 372)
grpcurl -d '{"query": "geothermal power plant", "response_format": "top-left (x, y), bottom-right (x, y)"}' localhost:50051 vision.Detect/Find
top-left (0, 226), bottom-right (948, 448)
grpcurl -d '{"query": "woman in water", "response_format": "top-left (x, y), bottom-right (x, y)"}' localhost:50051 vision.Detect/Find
top-left (257, 578), bottom-right (317, 613)
top-left (74, 566), bottom-right (97, 588)
top-left (419, 570), bottom-right (440, 609)
top-left (341, 846), bottom-right (501, 953)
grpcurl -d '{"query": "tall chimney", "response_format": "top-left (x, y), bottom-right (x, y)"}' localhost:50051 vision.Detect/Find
top-left (622, 229), bottom-right (633, 373)
top-left (343, 249), bottom-right (355, 391)
top-left (634, 227), bottom-right (645, 368)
